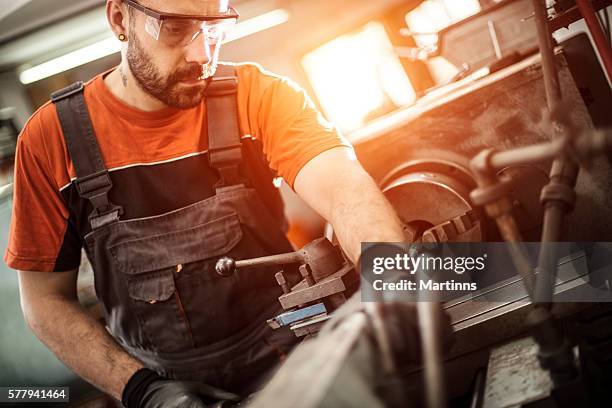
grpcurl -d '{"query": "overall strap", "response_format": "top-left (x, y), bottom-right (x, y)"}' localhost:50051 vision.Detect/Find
top-left (51, 82), bottom-right (123, 230)
top-left (205, 64), bottom-right (244, 188)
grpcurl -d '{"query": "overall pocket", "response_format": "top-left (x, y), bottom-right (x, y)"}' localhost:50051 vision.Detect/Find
top-left (109, 213), bottom-right (243, 353)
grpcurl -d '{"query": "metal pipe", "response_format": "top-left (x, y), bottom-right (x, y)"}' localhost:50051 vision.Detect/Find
top-left (489, 138), bottom-right (565, 170)
top-left (417, 301), bottom-right (447, 408)
top-left (576, 0), bottom-right (612, 81)
top-left (470, 159), bottom-right (537, 298)
top-left (488, 128), bottom-right (612, 172)
top-left (529, 0), bottom-right (581, 386)
top-left (531, 0), bottom-right (580, 303)
top-left (416, 250), bottom-right (447, 408)
top-left (535, 206), bottom-right (564, 304)
top-left (494, 213), bottom-right (537, 297)
top-left (540, 206), bottom-right (564, 244)
top-left (235, 252), bottom-right (303, 268)
top-left (532, 0), bottom-right (562, 108)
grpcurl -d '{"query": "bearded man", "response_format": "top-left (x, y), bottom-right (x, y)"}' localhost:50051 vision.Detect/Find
top-left (6, 1), bottom-right (407, 407)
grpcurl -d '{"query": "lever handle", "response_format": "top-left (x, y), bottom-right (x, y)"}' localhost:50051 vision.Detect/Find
top-left (215, 252), bottom-right (304, 277)
top-left (215, 257), bottom-right (237, 277)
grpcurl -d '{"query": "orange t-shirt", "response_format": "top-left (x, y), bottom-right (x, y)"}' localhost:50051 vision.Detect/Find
top-left (5, 62), bottom-right (350, 272)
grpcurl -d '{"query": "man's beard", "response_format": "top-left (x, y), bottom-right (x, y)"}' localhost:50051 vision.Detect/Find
top-left (126, 34), bottom-right (218, 109)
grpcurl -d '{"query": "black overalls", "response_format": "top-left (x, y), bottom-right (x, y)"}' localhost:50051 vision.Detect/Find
top-left (50, 65), bottom-right (300, 396)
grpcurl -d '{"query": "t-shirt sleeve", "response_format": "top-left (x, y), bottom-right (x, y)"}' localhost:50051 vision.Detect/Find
top-left (4, 121), bottom-right (80, 272)
top-left (254, 69), bottom-right (353, 188)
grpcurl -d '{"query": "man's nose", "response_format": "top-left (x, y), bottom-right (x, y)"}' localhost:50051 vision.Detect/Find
top-left (184, 33), bottom-right (213, 65)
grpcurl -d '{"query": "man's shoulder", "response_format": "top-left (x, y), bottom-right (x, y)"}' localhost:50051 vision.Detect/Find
top-left (222, 61), bottom-right (293, 87)
top-left (221, 61), bottom-right (305, 104)
top-left (21, 76), bottom-right (100, 149)
top-left (18, 100), bottom-right (60, 151)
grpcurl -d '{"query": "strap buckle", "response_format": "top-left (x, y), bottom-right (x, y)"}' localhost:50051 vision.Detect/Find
top-left (88, 205), bottom-right (122, 230)
top-left (209, 144), bottom-right (243, 188)
top-left (75, 170), bottom-right (112, 197)
top-left (215, 165), bottom-right (243, 188)
top-left (74, 171), bottom-right (124, 229)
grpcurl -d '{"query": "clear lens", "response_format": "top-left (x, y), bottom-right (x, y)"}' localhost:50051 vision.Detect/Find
top-left (145, 18), bottom-right (236, 47)
top-left (201, 19), bottom-right (235, 45)
top-left (144, 15), bottom-right (162, 40)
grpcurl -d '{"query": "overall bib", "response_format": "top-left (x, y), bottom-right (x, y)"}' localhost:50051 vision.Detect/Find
top-left (51, 66), bottom-right (300, 396)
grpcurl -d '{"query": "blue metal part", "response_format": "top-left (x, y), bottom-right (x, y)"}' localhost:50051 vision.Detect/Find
top-left (269, 303), bottom-right (327, 328)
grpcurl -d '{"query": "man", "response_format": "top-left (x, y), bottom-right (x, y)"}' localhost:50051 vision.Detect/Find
top-left (6, 0), bottom-right (406, 406)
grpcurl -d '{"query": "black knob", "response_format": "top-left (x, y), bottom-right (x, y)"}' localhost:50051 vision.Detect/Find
top-left (215, 257), bottom-right (236, 277)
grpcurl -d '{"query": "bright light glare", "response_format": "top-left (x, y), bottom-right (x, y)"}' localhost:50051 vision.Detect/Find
top-left (405, 0), bottom-right (481, 47)
top-left (302, 22), bottom-right (416, 133)
top-left (442, 0), bottom-right (481, 22)
top-left (19, 37), bottom-right (121, 85)
top-left (223, 9), bottom-right (290, 43)
top-left (19, 9), bottom-right (290, 85)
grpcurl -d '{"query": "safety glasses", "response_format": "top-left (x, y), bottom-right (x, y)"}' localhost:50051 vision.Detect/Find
top-left (123, 0), bottom-right (239, 46)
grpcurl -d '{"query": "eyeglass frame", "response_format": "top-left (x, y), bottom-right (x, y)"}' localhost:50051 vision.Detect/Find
top-left (122, 0), bottom-right (240, 22)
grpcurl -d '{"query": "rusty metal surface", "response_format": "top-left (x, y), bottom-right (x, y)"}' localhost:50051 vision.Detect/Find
top-left (483, 336), bottom-right (555, 408)
top-left (352, 43), bottom-right (612, 242)
top-left (352, 55), bottom-right (589, 177)
top-left (437, 0), bottom-right (538, 71)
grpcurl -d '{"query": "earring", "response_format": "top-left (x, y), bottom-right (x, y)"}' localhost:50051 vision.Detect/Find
top-left (118, 33), bottom-right (127, 42)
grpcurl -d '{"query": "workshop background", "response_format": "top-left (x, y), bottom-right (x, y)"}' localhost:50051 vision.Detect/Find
top-left (0, 0), bottom-right (611, 406)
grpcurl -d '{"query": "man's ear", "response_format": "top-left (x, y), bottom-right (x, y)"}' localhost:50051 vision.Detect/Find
top-left (106, 0), bottom-right (130, 39)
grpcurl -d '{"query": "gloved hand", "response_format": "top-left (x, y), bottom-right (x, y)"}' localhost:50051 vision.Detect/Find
top-left (122, 368), bottom-right (241, 408)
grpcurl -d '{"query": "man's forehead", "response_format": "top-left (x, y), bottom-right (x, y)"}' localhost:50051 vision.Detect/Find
top-left (137, 0), bottom-right (229, 15)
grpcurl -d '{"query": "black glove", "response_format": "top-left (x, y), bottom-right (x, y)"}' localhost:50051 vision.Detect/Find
top-left (122, 368), bottom-right (241, 408)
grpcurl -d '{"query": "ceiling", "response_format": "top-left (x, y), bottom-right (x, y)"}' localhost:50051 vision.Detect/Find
top-left (0, 0), bottom-right (104, 44)
top-left (0, 0), bottom-right (259, 45)
top-left (0, 0), bottom-right (259, 71)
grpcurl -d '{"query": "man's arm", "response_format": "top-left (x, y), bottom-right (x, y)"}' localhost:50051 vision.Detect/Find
top-left (18, 269), bottom-right (143, 400)
top-left (293, 146), bottom-right (406, 263)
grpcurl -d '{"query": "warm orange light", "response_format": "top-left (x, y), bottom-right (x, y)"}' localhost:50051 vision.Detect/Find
top-left (302, 22), bottom-right (416, 133)
top-left (405, 0), bottom-right (481, 48)
top-left (404, 0), bottom-right (481, 83)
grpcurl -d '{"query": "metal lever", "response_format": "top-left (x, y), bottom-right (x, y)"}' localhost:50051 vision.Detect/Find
top-left (215, 252), bottom-right (304, 277)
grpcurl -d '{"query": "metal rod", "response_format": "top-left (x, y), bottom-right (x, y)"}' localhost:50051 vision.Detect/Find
top-left (235, 252), bottom-right (303, 268)
top-left (417, 251), bottom-right (447, 408)
top-left (471, 162), bottom-right (537, 298)
top-left (576, 0), bottom-right (612, 81)
top-left (417, 301), bottom-right (447, 408)
top-left (469, 368), bottom-right (486, 408)
top-left (535, 208), bottom-right (564, 304)
top-left (486, 128), bottom-right (612, 172)
top-left (532, 0), bottom-right (562, 109)
top-left (531, 0), bottom-right (580, 304)
top-left (489, 138), bottom-right (565, 169)
top-left (488, 20), bottom-right (503, 59)
top-left (493, 213), bottom-right (537, 298)
top-left (529, 0), bottom-right (581, 386)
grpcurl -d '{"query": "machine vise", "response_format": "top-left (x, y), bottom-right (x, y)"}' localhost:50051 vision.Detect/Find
top-left (215, 237), bottom-right (357, 337)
